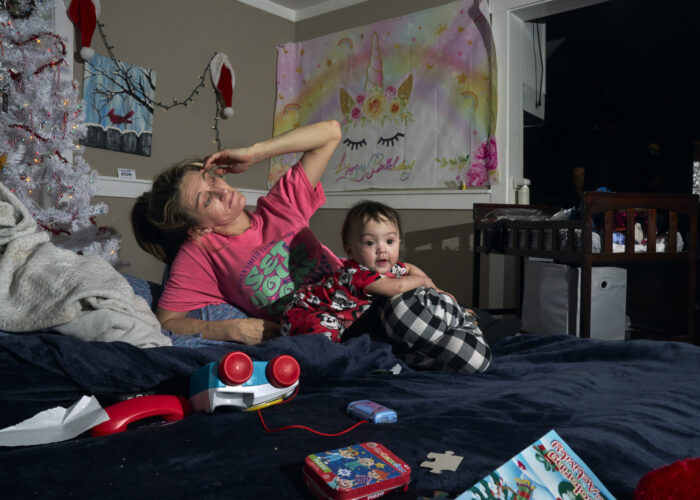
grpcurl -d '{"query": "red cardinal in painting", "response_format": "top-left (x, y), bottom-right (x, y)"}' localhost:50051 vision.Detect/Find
top-left (107, 108), bottom-right (134, 125)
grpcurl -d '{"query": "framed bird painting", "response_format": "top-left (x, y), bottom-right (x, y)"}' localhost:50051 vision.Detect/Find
top-left (81, 54), bottom-right (156, 156)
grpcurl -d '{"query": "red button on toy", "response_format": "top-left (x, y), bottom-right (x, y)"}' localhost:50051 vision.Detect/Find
top-left (267, 355), bottom-right (300, 388)
top-left (218, 351), bottom-right (254, 385)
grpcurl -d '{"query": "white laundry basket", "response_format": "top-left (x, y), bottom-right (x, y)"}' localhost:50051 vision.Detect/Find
top-left (521, 260), bottom-right (627, 340)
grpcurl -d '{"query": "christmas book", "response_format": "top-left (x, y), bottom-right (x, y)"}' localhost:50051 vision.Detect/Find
top-left (456, 429), bottom-right (616, 500)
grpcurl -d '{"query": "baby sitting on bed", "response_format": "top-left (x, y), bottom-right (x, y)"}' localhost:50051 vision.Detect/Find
top-left (280, 201), bottom-right (491, 374)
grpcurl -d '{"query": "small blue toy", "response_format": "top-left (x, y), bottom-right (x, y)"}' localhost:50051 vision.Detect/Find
top-left (189, 352), bottom-right (300, 412)
top-left (347, 400), bottom-right (397, 424)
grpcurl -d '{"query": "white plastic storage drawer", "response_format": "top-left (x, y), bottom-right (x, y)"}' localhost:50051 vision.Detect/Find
top-left (521, 261), bottom-right (627, 340)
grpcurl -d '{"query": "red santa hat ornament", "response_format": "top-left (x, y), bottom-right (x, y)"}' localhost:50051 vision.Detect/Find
top-left (67, 0), bottom-right (100, 60)
top-left (210, 53), bottom-right (236, 118)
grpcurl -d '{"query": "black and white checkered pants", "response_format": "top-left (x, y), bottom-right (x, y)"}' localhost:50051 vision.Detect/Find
top-left (378, 287), bottom-right (492, 374)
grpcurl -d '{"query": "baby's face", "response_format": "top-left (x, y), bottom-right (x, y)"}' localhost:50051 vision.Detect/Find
top-left (344, 217), bottom-right (400, 274)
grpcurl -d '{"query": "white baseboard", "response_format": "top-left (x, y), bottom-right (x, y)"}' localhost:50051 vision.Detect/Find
top-left (95, 176), bottom-right (154, 199)
top-left (95, 175), bottom-right (491, 210)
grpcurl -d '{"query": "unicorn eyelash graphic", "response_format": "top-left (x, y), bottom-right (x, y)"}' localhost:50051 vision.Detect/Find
top-left (334, 32), bottom-right (416, 184)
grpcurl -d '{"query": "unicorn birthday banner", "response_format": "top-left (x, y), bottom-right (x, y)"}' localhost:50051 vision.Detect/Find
top-left (269, 0), bottom-right (498, 191)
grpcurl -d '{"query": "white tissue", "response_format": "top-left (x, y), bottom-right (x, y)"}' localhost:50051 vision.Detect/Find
top-left (0, 395), bottom-right (109, 447)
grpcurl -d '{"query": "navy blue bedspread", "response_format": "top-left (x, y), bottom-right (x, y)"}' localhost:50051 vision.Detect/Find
top-left (0, 332), bottom-right (699, 499)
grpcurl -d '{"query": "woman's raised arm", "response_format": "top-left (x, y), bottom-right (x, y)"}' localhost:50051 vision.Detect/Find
top-left (202, 120), bottom-right (342, 187)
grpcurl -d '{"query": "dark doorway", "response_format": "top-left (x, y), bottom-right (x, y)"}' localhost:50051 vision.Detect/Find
top-left (524, 0), bottom-right (700, 208)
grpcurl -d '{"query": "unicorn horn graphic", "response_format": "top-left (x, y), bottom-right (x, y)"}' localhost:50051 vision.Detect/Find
top-left (366, 32), bottom-right (383, 91)
top-left (339, 31), bottom-right (413, 128)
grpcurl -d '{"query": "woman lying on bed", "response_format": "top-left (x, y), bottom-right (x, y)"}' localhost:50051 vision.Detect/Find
top-left (130, 121), bottom-right (503, 370)
top-left (131, 120), bottom-right (344, 345)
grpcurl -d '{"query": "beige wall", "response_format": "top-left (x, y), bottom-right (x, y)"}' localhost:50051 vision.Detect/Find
top-left (85, 0), bottom-right (294, 282)
top-left (88, 0), bottom-right (508, 308)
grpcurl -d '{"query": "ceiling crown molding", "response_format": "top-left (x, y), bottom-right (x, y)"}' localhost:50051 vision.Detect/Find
top-left (237, 0), bottom-right (368, 22)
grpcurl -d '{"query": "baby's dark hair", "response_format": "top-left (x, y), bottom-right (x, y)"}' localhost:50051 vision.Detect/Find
top-left (341, 201), bottom-right (402, 245)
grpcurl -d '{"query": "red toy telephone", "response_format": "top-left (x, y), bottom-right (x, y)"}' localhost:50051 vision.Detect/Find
top-left (91, 352), bottom-right (301, 437)
top-left (90, 395), bottom-right (193, 437)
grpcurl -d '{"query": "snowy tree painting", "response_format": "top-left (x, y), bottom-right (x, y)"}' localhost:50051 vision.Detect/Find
top-left (82, 54), bottom-right (155, 156)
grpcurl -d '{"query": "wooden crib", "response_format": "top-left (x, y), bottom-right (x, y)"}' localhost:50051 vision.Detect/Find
top-left (473, 192), bottom-right (699, 344)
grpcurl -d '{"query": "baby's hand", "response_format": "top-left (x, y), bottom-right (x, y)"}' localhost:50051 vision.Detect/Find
top-left (436, 288), bottom-right (457, 302)
top-left (421, 276), bottom-right (438, 290)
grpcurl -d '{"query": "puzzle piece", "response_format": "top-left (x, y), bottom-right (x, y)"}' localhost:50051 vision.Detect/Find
top-left (420, 450), bottom-right (464, 474)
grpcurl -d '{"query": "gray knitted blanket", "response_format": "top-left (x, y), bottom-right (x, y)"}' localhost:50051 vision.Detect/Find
top-left (0, 182), bottom-right (171, 348)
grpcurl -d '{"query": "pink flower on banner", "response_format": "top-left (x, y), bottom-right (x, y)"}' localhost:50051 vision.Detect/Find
top-left (474, 136), bottom-right (498, 170)
top-left (356, 94), bottom-right (366, 105)
top-left (350, 106), bottom-right (362, 121)
top-left (466, 163), bottom-right (488, 186)
top-left (384, 85), bottom-right (397, 99)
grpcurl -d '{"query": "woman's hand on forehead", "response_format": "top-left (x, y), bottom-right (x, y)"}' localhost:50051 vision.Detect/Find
top-left (202, 169), bottom-right (225, 181)
top-left (202, 147), bottom-right (256, 175)
top-left (201, 165), bottom-right (228, 178)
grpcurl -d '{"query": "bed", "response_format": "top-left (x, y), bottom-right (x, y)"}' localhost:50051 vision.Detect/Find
top-left (473, 191), bottom-right (699, 344)
top-left (1, 273), bottom-right (699, 499)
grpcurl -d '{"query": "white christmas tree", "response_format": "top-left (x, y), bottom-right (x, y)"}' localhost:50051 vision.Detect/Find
top-left (0, 1), bottom-right (120, 263)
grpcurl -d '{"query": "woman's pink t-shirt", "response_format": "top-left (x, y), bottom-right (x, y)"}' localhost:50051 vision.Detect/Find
top-left (158, 162), bottom-right (342, 321)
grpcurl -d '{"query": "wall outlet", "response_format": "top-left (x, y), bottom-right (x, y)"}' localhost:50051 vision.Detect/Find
top-left (118, 168), bottom-right (136, 179)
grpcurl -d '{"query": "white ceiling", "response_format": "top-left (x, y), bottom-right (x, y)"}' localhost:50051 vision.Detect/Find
top-left (237, 0), bottom-right (369, 22)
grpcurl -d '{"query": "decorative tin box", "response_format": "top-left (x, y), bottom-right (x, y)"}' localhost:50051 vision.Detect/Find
top-left (304, 442), bottom-right (411, 500)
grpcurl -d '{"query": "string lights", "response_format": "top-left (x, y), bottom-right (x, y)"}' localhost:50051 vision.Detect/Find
top-left (95, 22), bottom-right (224, 150)
top-left (0, 0), bottom-right (121, 263)
top-left (1, 0), bottom-right (233, 264)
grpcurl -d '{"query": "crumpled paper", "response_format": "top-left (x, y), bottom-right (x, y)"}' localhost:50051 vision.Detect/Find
top-left (0, 395), bottom-right (109, 447)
